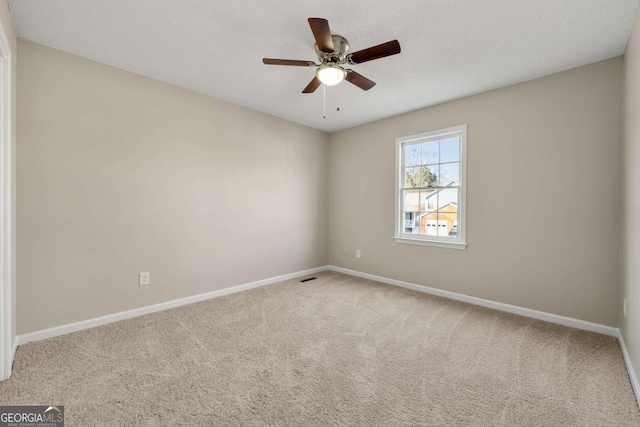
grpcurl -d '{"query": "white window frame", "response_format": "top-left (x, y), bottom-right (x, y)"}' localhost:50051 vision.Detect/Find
top-left (394, 124), bottom-right (467, 249)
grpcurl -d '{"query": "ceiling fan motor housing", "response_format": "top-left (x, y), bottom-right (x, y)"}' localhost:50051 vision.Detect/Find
top-left (315, 34), bottom-right (350, 64)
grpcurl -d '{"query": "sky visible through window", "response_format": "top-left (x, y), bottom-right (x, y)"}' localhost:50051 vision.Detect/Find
top-left (405, 137), bottom-right (459, 167)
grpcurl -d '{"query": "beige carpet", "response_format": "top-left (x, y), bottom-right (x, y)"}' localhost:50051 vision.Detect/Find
top-left (1, 271), bottom-right (638, 426)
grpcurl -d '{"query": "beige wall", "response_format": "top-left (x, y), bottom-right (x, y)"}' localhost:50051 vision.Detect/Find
top-left (622, 5), bottom-right (640, 386)
top-left (329, 57), bottom-right (623, 326)
top-left (15, 36), bottom-right (626, 335)
top-left (16, 40), bottom-right (329, 334)
top-left (0, 0), bottom-right (17, 346)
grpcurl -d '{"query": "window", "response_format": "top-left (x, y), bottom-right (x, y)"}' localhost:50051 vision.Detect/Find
top-left (394, 125), bottom-right (467, 249)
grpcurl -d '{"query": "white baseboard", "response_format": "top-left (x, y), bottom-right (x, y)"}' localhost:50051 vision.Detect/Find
top-left (328, 265), bottom-right (618, 337)
top-left (17, 265), bottom-right (617, 346)
top-left (16, 266), bottom-right (329, 346)
top-left (618, 331), bottom-right (640, 408)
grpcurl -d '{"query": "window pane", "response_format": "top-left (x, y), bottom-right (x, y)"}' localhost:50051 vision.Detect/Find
top-left (427, 193), bottom-right (437, 210)
top-left (422, 141), bottom-right (439, 165)
top-left (439, 162), bottom-right (460, 186)
top-left (440, 136), bottom-right (460, 163)
top-left (405, 167), bottom-right (421, 188)
top-left (438, 212), bottom-right (458, 237)
top-left (420, 189), bottom-right (437, 211)
top-left (421, 165), bottom-right (438, 187)
top-left (405, 144), bottom-right (421, 167)
top-left (435, 188), bottom-right (458, 211)
top-left (403, 189), bottom-right (420, 212)
top-left (403, 212), bottom-right (419, 234)
top-left (420, 211), bottom-right (438, 236)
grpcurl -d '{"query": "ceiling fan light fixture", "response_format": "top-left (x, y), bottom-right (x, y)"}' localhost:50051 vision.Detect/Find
top-left (316, 64), bottom-right (346, 86)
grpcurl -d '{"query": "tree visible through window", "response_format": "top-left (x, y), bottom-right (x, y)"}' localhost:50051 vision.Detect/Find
top-left (395, 125), bottom-right (467, 248)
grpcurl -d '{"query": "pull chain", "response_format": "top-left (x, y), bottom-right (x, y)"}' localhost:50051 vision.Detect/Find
top-left (323, 84), bottom-right (326, 119)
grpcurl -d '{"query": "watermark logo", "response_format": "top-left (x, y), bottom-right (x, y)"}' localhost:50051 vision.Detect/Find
top-left (0, 405), bottom-right (64, 426)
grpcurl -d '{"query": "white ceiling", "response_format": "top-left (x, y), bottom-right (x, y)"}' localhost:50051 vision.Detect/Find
top-left (8, 0), bottom-right (639, 132)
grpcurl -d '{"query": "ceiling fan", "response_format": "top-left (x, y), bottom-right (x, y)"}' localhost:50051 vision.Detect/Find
top-left (263, 18), bottom-right (401, 93)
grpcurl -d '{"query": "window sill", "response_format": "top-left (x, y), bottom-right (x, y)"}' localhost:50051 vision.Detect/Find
top-left (393, 236), bottom-right (467, 250)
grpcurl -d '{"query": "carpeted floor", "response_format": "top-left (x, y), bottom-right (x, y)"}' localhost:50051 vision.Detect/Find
top-left (1, 271), bottom-right (639, 426)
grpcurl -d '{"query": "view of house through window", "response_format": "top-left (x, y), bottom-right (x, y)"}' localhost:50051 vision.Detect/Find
top-left (395, 125), bottom-right (466, 247)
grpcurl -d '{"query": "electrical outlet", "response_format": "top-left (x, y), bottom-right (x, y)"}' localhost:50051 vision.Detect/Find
top-left (624, 298), bottom-right (627, 318)
top-left (356, 249), bottom-right (361, 258)
top-left (139, 272), bottom-right (150, 286)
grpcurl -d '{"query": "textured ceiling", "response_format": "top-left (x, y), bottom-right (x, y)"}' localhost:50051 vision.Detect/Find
top-left (8, 0), bottom-right (639, 132)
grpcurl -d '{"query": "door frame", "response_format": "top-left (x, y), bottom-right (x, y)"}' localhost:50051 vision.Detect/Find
top-left (0, 17), bottom-right (12, 381)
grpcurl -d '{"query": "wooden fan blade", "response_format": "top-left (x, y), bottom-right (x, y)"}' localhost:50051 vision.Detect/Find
top-left (302, 77), bottom-right (322, 93)
top-left (349, 40), bottom-right (401, 64)
top-left (345, 70), bottom-right (376, 91)
top-left (308, 18), bottom-right (335, 52)
top-left (263, 58), bottom-right (316, 66)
